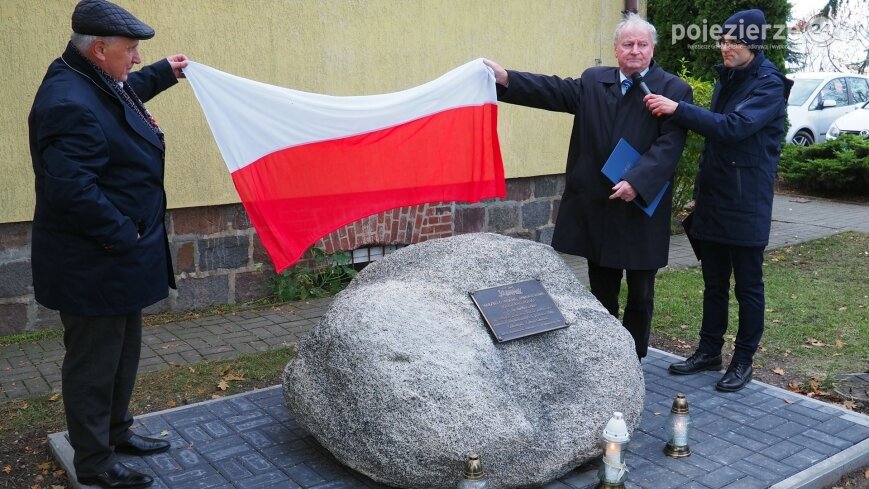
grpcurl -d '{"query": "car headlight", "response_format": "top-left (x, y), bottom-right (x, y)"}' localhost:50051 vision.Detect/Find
top-left (828, 123), bottom-right (840, 139)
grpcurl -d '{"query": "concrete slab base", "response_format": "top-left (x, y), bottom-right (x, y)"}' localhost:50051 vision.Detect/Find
top-left (50, 348), bottom-right (869, 489)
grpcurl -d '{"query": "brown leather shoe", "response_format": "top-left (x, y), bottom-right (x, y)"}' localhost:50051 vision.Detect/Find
top-left (668, 351), bottom-right (723, 375)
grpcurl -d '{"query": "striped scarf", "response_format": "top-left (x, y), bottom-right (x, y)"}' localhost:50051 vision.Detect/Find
top-left (71, 45), bottom-right (165, 146)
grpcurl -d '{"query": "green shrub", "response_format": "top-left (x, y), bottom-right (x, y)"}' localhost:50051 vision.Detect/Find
top-left (671, 61), bottom-right (714, 225)
top-left (778, 135), bottom-right (869, 196)
top-left (267, 248), bottom-right (357, 302)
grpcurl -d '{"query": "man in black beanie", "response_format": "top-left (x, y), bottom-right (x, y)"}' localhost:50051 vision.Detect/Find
top-left (28, 1), bottom-right (187, 487)
top-left (644, 9), bottom-right (793, 392)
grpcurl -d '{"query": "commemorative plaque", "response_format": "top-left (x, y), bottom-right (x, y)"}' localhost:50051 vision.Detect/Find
top-left (469, 279), bottom-right (567, 342)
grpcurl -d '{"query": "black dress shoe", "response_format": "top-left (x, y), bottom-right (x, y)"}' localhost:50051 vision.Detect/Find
top-left (114, 434), bottom-right (171, 456)
top-left (716, 362), bottom-right (753, 392)
top-left (78, 462), bottom-right (153, 488)
top-left (668, 351), bottom-right (723, 375)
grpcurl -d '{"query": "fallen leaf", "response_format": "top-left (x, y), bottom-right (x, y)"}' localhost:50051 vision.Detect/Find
top-left (30, 485), bottom-right (40, 489)
top-left (772, 319), bottom-right (781, 323)
top-left (790, 293), bottom-right (798, 299)
top-left (160, 430), bottom-right (170, 437)
top-left (773, 368), bottom-right (785, 376)
top-left (835, 340), bottom-right (844, 348)
top-left (222, 373), bottom-right (246, 382)
top-left (759, 346), bottom-right (768, 352)
top-left (843, 400), bottom-right (857, 410)
top-left (217, 380), bottom-right (229, 391)
top-left (653, 412), bottom-right (661, 416)
top-left (188, 367), bottom-right (195, 373)
top-left (864, 467), bottom-right (868, 478)
top-left (37, 462), bottom-right (51, 471)
top-left (784, 398), bottom-right (796, 404)
top-left (679, 324), bottom-right (689, 330)
top-left (2, 466), bottom-right (11, 475)
top-left (47, 393), bottom-right (60, 402)
top-left (166, 400), bottom-right (177, 408)
top-left (808, 378), bottom-right (820, 394)
top-left (787, 382), bottom-right (801, 392)
top-left (211, 394), bottom-right (223, 399)
top-left (219, 365), bottom-right (231, 376)
top-left (837, 306), bottom-right (847, 311)
top-left (806, 338), bottom-right (826, 347)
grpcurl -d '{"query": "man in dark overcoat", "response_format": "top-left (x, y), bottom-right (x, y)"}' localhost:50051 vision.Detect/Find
top-left (484, 13), bottom-right (691, 359)
top-left (28, 1), bottom-right (187, 487)
top-left (645, 9), bottom-right (793, 392)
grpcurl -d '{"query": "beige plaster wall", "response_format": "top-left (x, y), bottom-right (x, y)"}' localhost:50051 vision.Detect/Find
top-left (1, 0), bottom-right (636, 223)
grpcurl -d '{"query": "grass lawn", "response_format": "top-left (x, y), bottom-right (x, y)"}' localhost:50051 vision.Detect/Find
top-left (652, 231), bottom-right (868, 385)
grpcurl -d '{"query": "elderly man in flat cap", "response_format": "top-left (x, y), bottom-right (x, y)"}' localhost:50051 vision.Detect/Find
top-left (28, 1), bottom-right (187, 487)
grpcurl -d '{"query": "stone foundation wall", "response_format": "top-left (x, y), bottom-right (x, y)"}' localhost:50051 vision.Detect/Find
top-left (0, 174), bottom-right (563, 335)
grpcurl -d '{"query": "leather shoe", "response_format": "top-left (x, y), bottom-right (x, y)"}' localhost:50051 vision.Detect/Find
top-left (716, 362), bottom-right (753, 392)
top-left (114, 434), bottom-right (171, 456)
top-left (668, 351), bottom-right (722, 375)
top-left (78, 462), bottom-right (153, 488)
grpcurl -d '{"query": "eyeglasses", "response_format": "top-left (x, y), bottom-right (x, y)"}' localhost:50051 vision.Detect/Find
top-left (717, 39), bottom-right (746, 49)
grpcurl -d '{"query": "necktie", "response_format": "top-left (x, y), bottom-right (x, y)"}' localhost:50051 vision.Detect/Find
top-left (621, 78), bottom-right (633, 95)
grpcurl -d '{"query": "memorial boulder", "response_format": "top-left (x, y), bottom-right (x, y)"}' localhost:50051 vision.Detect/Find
top-left (282, 233), bottom-right (644, 488)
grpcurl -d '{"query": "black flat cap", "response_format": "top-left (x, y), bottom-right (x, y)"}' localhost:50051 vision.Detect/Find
top-left (72, 0), bottom-right (155, 39)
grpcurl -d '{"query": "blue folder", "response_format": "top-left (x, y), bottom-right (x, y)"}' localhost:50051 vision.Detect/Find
top-left (600, 138), bottom-right (668, 217)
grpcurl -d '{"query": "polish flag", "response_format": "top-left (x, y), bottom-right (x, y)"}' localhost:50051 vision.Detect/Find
top-left (183, 59), bottom-right (505, 272)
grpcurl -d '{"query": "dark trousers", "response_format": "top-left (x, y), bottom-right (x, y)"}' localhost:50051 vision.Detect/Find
top-left (587, 262), bottom-right (657, 359)
top-left (696, 241), bottom-right (766, 365)
top-left (60, 311), bottom-right (142, 477)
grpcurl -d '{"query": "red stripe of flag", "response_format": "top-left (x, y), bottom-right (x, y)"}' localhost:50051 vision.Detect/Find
top-left (231, 104), bottom-right (504, 271)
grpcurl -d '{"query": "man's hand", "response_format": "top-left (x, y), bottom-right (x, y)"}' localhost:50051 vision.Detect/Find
top-left (483, 59), bottom-right (509, 86)
top-left (166, 54), bottom-right (189, 79)
top-left (644, 94), bottom-right (678, 116)
top-left (609, 180), bottom-right (637, 202)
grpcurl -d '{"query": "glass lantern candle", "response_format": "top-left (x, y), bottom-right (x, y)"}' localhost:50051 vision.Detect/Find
top-left (664, 393), bottom-right (692, 458)
top-left (597, 411), bottom-right (630, 488)
top-left (456, 453), bottom-right (490, 489)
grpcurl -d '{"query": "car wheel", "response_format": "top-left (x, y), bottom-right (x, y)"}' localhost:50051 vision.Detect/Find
top-left (792, 130), bottom-right (814, 146)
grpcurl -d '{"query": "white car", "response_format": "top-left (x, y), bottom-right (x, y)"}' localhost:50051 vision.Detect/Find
top-left (828, 100), bottom-right (869, 140)
top-left (785, 72), bottom-right (869, 146)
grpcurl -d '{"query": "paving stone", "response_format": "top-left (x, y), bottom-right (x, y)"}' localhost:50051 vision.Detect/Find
top-left (787, 434), bottom-right (843, 457)
top-left (781, 447), bottom-right (826, 468)
top-left (721, 476), bottom-right (766, 489)
top-left (215, 458), bottom-right (253, 480)
top-left (694, 465), bottom-right (743, 488)
top-left (198, 434), bottom-right (251, 462)
top-left (837, 423), bottom-right (869, 443)
top-left (286, 462), bottom-right (328, 486)
top-left (761, 439), bottom-right (804, 461)
top-left (242, 471), bottom-right (303, 489)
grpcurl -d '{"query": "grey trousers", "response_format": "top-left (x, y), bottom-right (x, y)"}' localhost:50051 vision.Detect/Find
top-left (60, 311), bottom-right (141, 477)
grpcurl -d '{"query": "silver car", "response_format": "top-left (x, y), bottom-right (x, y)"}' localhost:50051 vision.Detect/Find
top-left (785, 72), bottom-right (869, 146)
top-left (827, 100), bottom-right (869, 140)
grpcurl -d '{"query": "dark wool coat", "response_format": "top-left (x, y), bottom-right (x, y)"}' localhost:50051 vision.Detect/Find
top-left (672, 53), bottom-right (792, 247)
top-left (29, 42), bottom-right (178, 316)
top-left (499, 61), bottom-right (692, 270)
